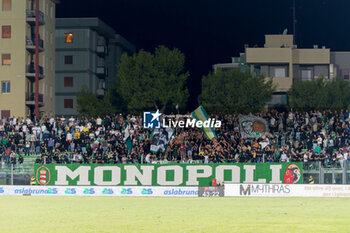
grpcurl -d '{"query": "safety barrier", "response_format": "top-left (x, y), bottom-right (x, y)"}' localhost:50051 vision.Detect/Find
top-left (0, 185), bottom-right (198, 197)
top-left (225, 183), bottom-right (350, 198)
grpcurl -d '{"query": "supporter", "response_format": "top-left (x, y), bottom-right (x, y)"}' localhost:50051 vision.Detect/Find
top-left (0, 110), bottom-right (349, 166)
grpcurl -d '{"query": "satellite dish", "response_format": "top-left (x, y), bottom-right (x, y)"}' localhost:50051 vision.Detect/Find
top-left (282, 28), bottom-right (288, 35)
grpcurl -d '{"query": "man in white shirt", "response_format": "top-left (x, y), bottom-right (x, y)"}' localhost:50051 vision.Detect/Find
top-left (337, 152), bottom-right (344, 169)
top-left (145, 153), bottom-right (152, 163)
top-left (280, 152), bottom-right (288, 162)
top-left (96, 117), bottom-right (102, 126)
top-left (259, 138), bottom-right (269, 150)
top-left (41, 124), bottom-right (46, 133)
top-left (26, 118), bottom-right (31, 125)
top-left (270, 117), bottom-right (275, 127)
top-left (69, 116), bottom-right (75, 123)
top-left (288, 112), bottom-right (294, 121)
top-left (66, 132), bottom-right (72, 142)
top-left (33, 125), bottom-right (41, 138)
top-left (22, 124), bottom-right (27, 133)
top-left (49, 117), bottom-right (55, 125)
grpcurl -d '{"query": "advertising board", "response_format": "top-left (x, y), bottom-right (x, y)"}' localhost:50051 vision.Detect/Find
top-left (225, 184), bottom-right (350, 198)
top-left (34, 162), bottom-right (302, 186)
top-left (0, 186), bottom-right (198, 197)
top-left (198, 186), bottom-right (225, 197)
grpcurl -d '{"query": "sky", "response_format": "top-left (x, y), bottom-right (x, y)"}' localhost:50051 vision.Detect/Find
top-left (56, 0), bottom-right (350, 109)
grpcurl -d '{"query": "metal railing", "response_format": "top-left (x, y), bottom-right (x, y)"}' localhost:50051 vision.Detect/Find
top-left (25, 92), bottom-right (44, 102)
top-left (96, 66), bottom-right (108, 77)
top-left (26, 37), bottom-right (44, 49)
top-left (96, 45), bottom-right (108, 56)
top-left (26, 10), bottom-right (45, 24)
top-left (27, 63), bottom-right (44, 75)
top-left (303, 161), bottom-right (350, 184)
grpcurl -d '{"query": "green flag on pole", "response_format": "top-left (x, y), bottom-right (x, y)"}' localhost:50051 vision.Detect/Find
top-left (191, 105), bottom-right (216, 140)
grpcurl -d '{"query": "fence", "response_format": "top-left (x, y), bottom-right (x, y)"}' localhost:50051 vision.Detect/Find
top-left (1, 159), bottom-right (350, 185)
top-left (303, 161), bottom-right (350, 184)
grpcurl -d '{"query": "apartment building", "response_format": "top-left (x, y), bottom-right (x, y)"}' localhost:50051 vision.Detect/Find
top-left (246, 34), bottom-right (332, 105)
top-left (213, 34), bottom-right (334, 106)
top-left (330, 52), bottom-right (350, 80)
top-left (55, 18), bottom-right (135, 116)
top-left (0, 0), bottom-right (57, 118)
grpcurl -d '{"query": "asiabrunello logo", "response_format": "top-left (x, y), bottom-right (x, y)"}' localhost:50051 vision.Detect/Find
top-left (36, 165), bottom-right (51, 185)
top-left (83, 188), bottom-right (95, 194)
top-left (102, 188), bottom-right (114, 194)
top-left (121, 188), bottom-right (133, 195)
top-left (65, 188), bottom-right (76, 194)
top-left (141, 188), bottom-right (153, 195)
top-left (143, 110), bottom-right (221, 129)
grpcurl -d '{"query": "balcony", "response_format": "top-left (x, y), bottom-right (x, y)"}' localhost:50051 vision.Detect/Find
top-left (97, 88), bottom-right (105, 96)
top-left (96, 66), bottom-right (108, 78)
top-left (26, 10), bottom-right (45, 25)
top-left (26, 63), bottom-right (44, 81)
top-left (25, 93), bottom-right (44, 107)
top-left (26, 37), bottom-right (44, 53)
top-left (96, 45), bottom-right (108, 57)
top-left (293, 77), bottom-right (322, 84)
top-left (246, 48), bottom-right (292, 64)
top-left (266, 77), bottom-right (293, 92)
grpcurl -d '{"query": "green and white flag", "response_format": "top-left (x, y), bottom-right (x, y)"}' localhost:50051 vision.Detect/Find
top-left (123, 120), bottom-right (133, 154)
top-left (239, 115), bottom-right (268, 138)
top-left (150, 127), bottom-right (174, 153)
top-left (191, 105), bottom-right (216, 140)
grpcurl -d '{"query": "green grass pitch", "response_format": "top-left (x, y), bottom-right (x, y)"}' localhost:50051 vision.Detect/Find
top-left (0, 196), bottom-right (349, 233)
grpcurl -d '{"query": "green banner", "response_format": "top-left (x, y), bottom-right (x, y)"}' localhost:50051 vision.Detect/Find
top-left (34, 162), bottom-right (303, 186)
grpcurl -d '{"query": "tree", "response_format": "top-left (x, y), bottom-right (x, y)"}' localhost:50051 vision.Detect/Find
top-left (117, 46), bottom-right (189, 113)
top-left (198, 69), bottom-right (275, 114)
top-left (76, 86), bottom-right (116, 117)
top-left (289, 77), bottom-right (350, 111)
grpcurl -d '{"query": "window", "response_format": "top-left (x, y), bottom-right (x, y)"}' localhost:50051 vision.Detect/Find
top-left (1, 110), bottom-right (10, 119)
top-left (1, 81), bottom-right (10, 93)
top-left (274, 68), bottom-right (286, 78)
top-left (64, 33), bottom-right (73, 43)
top-left (2, 0), bottom-right (11, 11)
top-left (341, 69), bottom-right (349, 80)
top-left (64, 55), bottom-right (73, 64)
top-left (2, 54), bottom-right (11, 65)
top-left (64, 77), bottom-right (73, 87)
top-left (2, 25), bottom-right (11, 38)
top-left (301, 69), bottom-right (312, 81)
top-left (64, 99), bottom-right (73, 108)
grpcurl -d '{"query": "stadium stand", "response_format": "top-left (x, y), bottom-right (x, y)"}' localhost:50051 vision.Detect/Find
top-left (0, 110), bottom-right (350, 168)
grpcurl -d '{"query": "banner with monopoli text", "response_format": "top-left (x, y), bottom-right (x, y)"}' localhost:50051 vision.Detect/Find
top-left (34, 163), bottom-right (302, 186)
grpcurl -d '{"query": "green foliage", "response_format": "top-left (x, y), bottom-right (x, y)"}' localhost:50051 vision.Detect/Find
top-left (198, 69), bottom-right (275, 114)
top-left (76, 86), bottom-right (116, 117)
top-left (117, 45), bottom-right (189, 113)
top-left (289, 78), bottom-right (350, 111)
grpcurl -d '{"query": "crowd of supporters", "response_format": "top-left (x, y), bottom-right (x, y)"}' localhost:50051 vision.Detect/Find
top-left (1, 110), bottom-right (350, 167)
